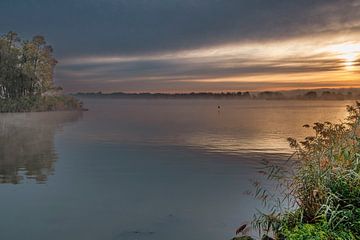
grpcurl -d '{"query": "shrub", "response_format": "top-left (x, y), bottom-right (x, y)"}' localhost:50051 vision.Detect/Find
top-left (251, 102), bottom-right (360, 239)
top-left (0, 95), bottom-right (83, 112)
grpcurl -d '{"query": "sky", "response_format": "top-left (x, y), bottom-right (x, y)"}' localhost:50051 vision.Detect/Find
top-left (1, 0), bottom-right (360, 93)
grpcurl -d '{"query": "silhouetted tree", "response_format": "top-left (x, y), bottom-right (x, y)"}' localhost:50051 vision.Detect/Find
top-left (258, 91), bottom-right (284, 100)
top-left (304, 91), bottom-right (317, 99)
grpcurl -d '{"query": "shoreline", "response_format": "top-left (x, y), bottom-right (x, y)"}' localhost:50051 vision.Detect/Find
top-left (0, 95), bottom-right (85, 113)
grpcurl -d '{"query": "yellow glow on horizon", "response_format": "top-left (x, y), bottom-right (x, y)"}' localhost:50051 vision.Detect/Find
top-left (61, 32), bottom-right (360, 92)
top-left (328, 43), bottom-right (360, 70)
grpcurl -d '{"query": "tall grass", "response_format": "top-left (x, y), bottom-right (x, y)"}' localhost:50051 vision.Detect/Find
top-left (250, 102), bottom-right (360, 240)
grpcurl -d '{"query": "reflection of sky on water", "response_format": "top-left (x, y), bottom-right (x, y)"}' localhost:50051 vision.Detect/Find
top-left (0, 99), bottom-right (351, 240)
top-left (67, 99), bottom-right (349, 155)
top-left (184, 133), bottom-right (290, 154)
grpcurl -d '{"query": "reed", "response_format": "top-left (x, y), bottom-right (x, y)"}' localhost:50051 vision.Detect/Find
top-left (249, 102), bottom-right (360, 239)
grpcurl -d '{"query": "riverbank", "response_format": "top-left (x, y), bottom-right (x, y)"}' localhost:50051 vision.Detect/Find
top-left (0, 95), bottom-right (84, 113)
top-left (233, 102), bottom-right (360, 240)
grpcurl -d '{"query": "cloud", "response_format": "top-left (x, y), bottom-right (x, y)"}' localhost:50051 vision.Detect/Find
top-left (2, 0), bottom-right (360, 57)
top-left (55, 37), bottom-right (354, 92)
top-left (2, 0), bottom-right (360, 91)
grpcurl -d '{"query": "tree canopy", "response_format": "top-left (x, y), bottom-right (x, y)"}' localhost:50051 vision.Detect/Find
top-left (0, 31), bottom-right (57, 99)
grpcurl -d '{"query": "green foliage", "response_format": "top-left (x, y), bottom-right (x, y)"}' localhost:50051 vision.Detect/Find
top-left (279, 218), bottom-right (357, 240)
top-left (251, 102), bottom-right (360, 239)
top-left (0, 96), bottom-right (83, 112)
top-left (0, 31), bottom-right (57, 99)
top-left (0, 31), bottom-right (82, 112)
top-left (281, 223), bottom-right (328, 240)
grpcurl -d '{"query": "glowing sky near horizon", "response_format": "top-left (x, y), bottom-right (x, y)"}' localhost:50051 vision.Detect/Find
top-left (1, 0), bottom-right (360, 92)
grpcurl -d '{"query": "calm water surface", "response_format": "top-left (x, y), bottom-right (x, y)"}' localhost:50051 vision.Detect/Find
top-left (0, 99), bottom-right (352, 240)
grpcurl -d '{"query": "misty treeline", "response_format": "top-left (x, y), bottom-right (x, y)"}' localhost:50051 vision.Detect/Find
top-left (0, 31), bottom-right (57, 99)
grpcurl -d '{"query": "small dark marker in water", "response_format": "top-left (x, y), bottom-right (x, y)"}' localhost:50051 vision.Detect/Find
top-left (218, 105), bottom-right (221, 109)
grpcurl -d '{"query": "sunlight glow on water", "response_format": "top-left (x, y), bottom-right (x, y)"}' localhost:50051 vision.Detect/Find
top-left (0, 99), bottom-right (351, 240)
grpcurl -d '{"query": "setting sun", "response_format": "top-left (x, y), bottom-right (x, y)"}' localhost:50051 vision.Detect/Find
top-left (329, 43), bottom-right (360, 70)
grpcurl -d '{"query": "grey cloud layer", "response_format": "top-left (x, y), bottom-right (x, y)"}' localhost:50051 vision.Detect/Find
top-left (1, 0), bottom-right (360, 91)
top-left (56, 55), bottom-right (345, 91)
top-left (1, 0), bottom-right (360, 57)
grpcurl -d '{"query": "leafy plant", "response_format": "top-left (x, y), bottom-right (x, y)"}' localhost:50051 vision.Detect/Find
top-left (0, 95), bottom-right (83, 112)
top-left (250, 102), bottom-right (360, 239)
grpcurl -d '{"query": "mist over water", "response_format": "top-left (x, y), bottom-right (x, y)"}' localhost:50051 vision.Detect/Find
top-left (0, 99), bottom-right (352, 240)
top-left (0, 111), bottom-right (82, 184)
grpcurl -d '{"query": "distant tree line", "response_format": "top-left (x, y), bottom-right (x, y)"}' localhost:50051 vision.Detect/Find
top-left (0, 31), bottom-right (57, 99)
top-left (74, 90), bottom-right (359, 100)
top-left (258, 90), bottom-right (359, 100)
top-left (74, 91), bottom-right (254, 99)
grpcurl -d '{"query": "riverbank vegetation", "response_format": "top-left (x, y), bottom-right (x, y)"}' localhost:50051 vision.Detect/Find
top-left (235, 102), bottom-right (360, 240)
top-left (0, 95), bottom-right (82, 113)
top-left (0, 31), bottom-right (82, 112)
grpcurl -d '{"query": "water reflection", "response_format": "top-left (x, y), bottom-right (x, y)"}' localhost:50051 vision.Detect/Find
top-left (75, 99), bottom-right (349, 155)
top-left (0, 100), bottom-right (353, 240)
top-left (0, 111), bottom-right (82, 184)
